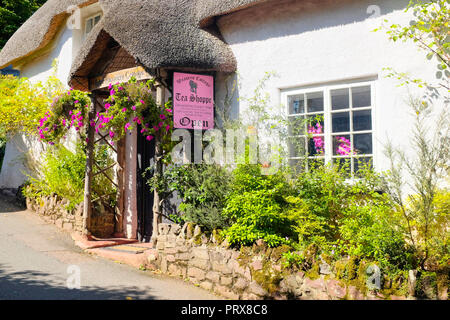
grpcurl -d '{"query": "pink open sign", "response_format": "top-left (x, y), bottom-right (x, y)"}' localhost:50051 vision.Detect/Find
top-left (173, 72), bottom-right (214, 130)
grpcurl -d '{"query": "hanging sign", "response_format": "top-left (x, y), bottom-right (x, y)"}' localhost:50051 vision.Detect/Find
top-left (173, 72), bottom-right (214, 130)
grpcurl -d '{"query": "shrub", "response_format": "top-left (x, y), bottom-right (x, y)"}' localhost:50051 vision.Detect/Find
top-left (152, 164), bottom-right (232, 230)
top-left (24, 143), bottom-right (117, 211)
top-left (222, 164), bottom-right (296, 248)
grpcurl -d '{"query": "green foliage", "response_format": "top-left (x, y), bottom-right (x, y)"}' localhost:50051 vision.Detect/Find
top-left (0, 73), bottom-right (63, 138)
top-left (24, 143), bottom-right (117, 211)
top-left (222, 164), bottom-right (297, 248)
top-left (24, 144), bottom-right (86, 210)
top-left (148, 164), bottom-right (232, 230)
top-left (0, 0), bottom-right (46, 49)
top-left (376, 0), bottom-right (449, 91)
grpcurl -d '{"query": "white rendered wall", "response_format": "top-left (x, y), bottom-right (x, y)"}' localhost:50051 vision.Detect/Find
top-left (215, 0), bottom-right (446, 177)
top-left (0, 25), bottom-right (74, 189)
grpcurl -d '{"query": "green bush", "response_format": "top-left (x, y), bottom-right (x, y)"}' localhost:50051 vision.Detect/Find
top-left (222, 164), bottom-right (297, 248)
top-left (25, 144), bottom-right (86, 210)
top-left (157, 164), bottom-right (232, 230)
top-left (24, 143), bottom-right (117, 211)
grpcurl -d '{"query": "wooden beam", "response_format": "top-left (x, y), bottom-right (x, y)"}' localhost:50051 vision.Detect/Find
top-left (151, 69), bottom-right (167, 243)
top-left (82, 93), bottom-right (97, 236)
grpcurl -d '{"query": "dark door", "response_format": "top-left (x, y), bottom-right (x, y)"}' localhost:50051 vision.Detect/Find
top-left (137, 126), bottom-right (155, 242)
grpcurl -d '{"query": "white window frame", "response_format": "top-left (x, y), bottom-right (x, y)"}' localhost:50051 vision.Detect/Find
top-left (282, 80), bottom-right (377, 174)
top-left (84, 13), bottom-right (102, 38)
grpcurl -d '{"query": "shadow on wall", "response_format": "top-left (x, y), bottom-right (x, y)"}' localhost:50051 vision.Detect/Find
top-left (0, 263), bottom-right (156, 300)
top-left (217, 0), bottom-right (410, 44)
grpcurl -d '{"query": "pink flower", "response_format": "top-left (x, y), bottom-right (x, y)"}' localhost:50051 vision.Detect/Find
top-left (132, 106), bottom-right (137, 111)
top-left (125, 123), bottom-right (131, 131)
top-left (110, 89), bottom-right (116, 96)
top-left (140, 99), bottom-right (145, 105)
top-left (105, 103), bottom-right (111, 110)
top-left (153, 125), bottom-right (159, 132)
top-left (159, 122), bottom-right (164, 128)
top-left (166, 125), bottom-right (170, 132)
top-left (109, 131), bottom-right (115, 138)
top-left (166, 108), bottom-right (173, 113)
top-left (122, 108), bottom-right (127, 113)
top-left (108, 83), bottom-right (112, 90)
top-left (74, 100), bottom-right (79, 104)
top-left (146, 136), bottom-right (154, 142)
top-left (160, 114), bottom-right (166, 120)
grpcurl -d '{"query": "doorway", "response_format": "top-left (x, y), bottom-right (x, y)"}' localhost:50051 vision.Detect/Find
top-left (136, 126), bottom-right (155, 242)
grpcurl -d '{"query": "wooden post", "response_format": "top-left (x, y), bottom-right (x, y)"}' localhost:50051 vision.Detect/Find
top-left (82, 93), bottom-right (96, 237)
top-left (114, 137), bottom-right (125, 237)
top-left (151, 70), bottom-right (166, 243)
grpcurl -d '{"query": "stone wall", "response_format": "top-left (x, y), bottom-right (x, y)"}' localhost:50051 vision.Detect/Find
top-left (145, 223), bottom-right (446, 300)
top-left (26, 195), bottom-right (115, 238)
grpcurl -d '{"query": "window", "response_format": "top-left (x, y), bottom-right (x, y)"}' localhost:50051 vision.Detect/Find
top-left (85, 13), bottom-right (102, 37)
top-left (286, 82), bottom-right (375, 175)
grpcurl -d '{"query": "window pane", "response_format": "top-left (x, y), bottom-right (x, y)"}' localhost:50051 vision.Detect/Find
top-left (354, 133), bottom-right (373, 154)
top-left (307, 114), bottom-right (325, 133)
top-left (332, 112), bottom-right (350, 133)
top-left (331, 88), bottom-right (349, 110)
top-left (86, 19), bottom-right (93, 34)
top-left (288, 116), bottom-right (305, 136)
top-left (352, 86), bottom-right (371, 108)
top-left (94, 15), bottom-right (101, 25)
top-left (306, 92), bottom-right (324, 113)
top-left (353, 110), bottom-right (372, 131)
top-left (333, 135), bottom-right (351, 156)
top-left (354, 157), bottom-right (373, 176)
top-left (288, 137), bottom-right (306, 157)
top-left (308, 136), bottom-right (325, 156)
top-left (289, 95), bottom-right (305, 115)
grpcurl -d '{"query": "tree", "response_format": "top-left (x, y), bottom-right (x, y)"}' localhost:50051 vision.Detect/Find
top-left (0, 0), bottom-right (47, 50)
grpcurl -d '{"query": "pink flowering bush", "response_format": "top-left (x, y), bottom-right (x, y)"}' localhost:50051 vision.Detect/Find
top-left (95, 78), bottom-right (173, 146)
top-left (37, 88), bottom-right (91, 144)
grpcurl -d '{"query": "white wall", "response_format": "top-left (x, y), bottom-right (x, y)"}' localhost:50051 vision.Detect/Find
top-left (0, 24), bottom-right (75, 189)
top-left (215, 0), bottom-right (445, 178)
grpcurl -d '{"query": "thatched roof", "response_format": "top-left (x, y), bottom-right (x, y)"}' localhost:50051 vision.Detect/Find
top-left (69, 0), bottom-right (240, 89)
top-left (0, 0), bottom-right (97, 69)
top-left (0, 0), bottom-right (271, 86)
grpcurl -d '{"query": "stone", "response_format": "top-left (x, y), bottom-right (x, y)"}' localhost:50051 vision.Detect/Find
top-left (193, 225), bottom-right (202, 238)
top-left (200, 281), bottom-right (213, 291)
top-left (190, 258), bottom-right (210, 270)
top-left (166, 255), bottom-right (176, 262)
top-left (156, 240), bottom-right (165, 250)
top-left (408, 270), bottom-right (417, 297)
top-left (169, 224), bottom-right (182, 235)
top-left (158, 223), bottom-right (171, 236)
top-left (206, 271), bottom-right (221, 283)
top-left (192, 247), bottom-right (210, 260)
top-left (314, 291), bottom-right (330, 300)
top-left (220, 276), bottom-right (233, 286)
top-left (249, 281), bottom-right (267, 297)
top-left (390, 295), bottom-right (406, 300)
top-left (251, 260), bottom-right (263, 271)
top-left (303, 277), bottom-right (326, 292)
top-left (319, 262), bottom-right (332, 275)
top-left (168, 264), bottom-right (186, 278)
top-left (212, 261), bottom-right (232, 274)
top-left (214, 285), bottom-right (239, 300)
top-left (234, 278), bottom-right (249, 291)
top-left (146, 250), bottom-right (158, 262)
top-left (176, 252), bottom-right (192, 261)
top-left (347, 285), bottom-right (365, 300)
top-left (165, 247), bottom-right (179, 255)
top-left (161, 257), bottom-right (168, 273)
top-left (326, 280), bottom-right (346, 300)
top-left (241, 292), bottom-right (260, 300)
top-left (188, 267), bottom-right (206, 281)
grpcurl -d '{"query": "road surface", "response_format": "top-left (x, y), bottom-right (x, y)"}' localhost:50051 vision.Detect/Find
top-left (0, 196), bottom-right (218, 300)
